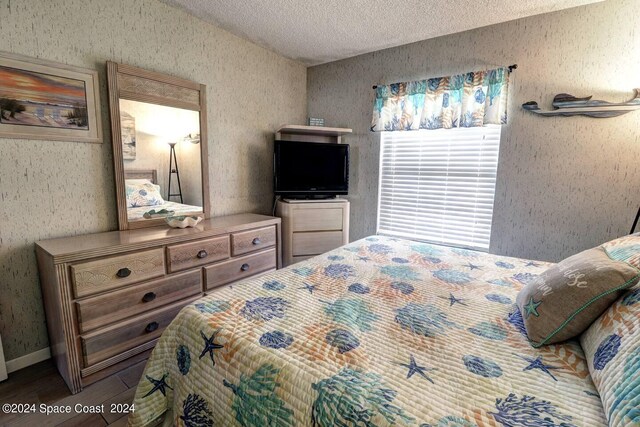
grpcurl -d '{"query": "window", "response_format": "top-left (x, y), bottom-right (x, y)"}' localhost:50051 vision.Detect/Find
top-left (377, 126), bottom-right (501, 251)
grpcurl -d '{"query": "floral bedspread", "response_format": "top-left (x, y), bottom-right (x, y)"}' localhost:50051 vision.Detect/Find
top-left (129, 236), bottom-right (607, 427)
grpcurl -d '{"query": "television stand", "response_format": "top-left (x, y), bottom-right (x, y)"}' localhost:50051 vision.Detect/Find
top-left (276, 198), bottom-right (349, 266)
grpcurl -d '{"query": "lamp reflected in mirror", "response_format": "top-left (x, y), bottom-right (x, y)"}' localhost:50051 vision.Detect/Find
top-left (167, 141), bottom-right (183, 203)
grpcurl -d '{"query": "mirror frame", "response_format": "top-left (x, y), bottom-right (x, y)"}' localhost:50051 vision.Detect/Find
top-left (106, 61), bottom-right (210, 230)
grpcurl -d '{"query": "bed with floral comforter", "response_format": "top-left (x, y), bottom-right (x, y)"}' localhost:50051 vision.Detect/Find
top-left (127, 201), bottom-right (203, 221)
top-left (129, 235), bottom-right (640, 427)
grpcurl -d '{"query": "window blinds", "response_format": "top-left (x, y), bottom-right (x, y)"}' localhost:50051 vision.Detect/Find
top-left (377, 126), bottom-right (501, 251)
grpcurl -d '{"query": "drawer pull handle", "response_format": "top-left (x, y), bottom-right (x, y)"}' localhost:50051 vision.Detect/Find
top-left (241, 263), bottom-right (250, 272)
top-left (116, 268), bottom-right (131, 278)
top-left (252, 237), bottom-right (261, 245)
top-left (197, 250), bottom-right (208, 259)
top-left (142, 292), bottom-right (156, 303)
top-left (145, 321), bottom-right (159, 333)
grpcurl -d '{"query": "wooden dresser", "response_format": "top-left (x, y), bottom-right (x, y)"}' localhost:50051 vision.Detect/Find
top-left (277, 199), bottom-right (349, 266)
top-left (35, 213), bottom-right (281, 394)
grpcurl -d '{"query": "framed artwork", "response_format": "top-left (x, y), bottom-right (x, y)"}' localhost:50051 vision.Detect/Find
top-left (120, 110), bottom-right (136, 159)
top-left (0, 51), bottom-right (102, 143)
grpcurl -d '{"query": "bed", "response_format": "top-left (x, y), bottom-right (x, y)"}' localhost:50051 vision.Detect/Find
top-left (127, 201), bottom-right (204, 221)
top-left (124, 169), bottom-right (203, 221)
top-left (128, 235), bottom-right (640, 427)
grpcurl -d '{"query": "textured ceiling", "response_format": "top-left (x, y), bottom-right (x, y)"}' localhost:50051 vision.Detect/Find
top-left (161, 0), bottom-right (604, 65)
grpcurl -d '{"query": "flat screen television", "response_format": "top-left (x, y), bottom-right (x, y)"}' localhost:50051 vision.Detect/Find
top-left (274, 140), bottom-right (349, 198)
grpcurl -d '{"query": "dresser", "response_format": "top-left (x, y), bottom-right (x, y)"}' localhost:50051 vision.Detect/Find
top-left (36, 213), bottom-right (281, 394)
top-left (277, 199), bottom-right (349, 266)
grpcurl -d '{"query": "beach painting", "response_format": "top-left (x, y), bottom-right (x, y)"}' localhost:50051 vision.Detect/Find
top-left (0, 52), bottom-right (102, 143)
top-left (0, 66), bottom-right (89, 129)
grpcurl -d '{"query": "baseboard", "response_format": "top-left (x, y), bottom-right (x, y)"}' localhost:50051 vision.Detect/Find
top-left (5, 347), bottom-right (51, 374)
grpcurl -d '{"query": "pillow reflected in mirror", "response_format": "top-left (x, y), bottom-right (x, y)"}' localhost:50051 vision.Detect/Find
top-left (126, 182), bottom-right (165, 208)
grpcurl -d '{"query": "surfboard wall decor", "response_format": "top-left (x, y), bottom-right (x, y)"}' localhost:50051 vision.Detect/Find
top-left (522, 89), bottom-right (640, 118)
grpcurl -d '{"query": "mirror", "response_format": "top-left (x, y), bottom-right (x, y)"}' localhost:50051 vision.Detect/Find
top-left (107, 62), bottom-right (209, 230)
top-left (119, 100), bottom-right (203, 222)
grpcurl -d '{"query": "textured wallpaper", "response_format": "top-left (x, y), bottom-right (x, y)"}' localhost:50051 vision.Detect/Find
top-left (0, 0), bottom-right (306, 361)
top-left (308, 0), bottom-right (640, 263)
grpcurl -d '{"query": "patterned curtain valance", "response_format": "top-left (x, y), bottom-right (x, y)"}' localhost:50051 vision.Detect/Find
top-left (370, 67), bottom-right (509, 132)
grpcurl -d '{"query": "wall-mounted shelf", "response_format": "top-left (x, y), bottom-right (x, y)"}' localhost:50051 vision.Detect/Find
top-left (276, 125), bottom-right (352, 143)
top-left (522, 89), bottom-right (640, 118)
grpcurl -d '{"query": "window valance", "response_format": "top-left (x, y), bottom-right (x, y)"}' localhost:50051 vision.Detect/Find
top-left (371, 67), bottom-right (509, 132)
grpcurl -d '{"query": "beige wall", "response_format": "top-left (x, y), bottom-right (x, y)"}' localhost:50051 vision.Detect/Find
top-left (308, 0), bottom-right (640, 263)
top-left (0, 0), bottom-right (306, 360)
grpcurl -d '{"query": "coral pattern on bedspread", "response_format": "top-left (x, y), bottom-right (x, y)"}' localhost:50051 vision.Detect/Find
top-left (129, 236), bottom-right (608, 427)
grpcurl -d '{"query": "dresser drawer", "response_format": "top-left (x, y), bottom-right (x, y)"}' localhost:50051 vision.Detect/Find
top-left (292, 207), bottom-right (343, 232)
top-left (205, 248), bottom-right (276, 290)
top-left (76, 270), bottom-right (202, 333)
top-left (81, 298), bottom-right (195, 367)
top-left (71, 248), bottom-right (165, 298)
top-left (231, 226), bottom-right (276, 256)
top-left (167, 235), bottom-right (230, 273)
top-left (293, 231), bottom-right (344, 256)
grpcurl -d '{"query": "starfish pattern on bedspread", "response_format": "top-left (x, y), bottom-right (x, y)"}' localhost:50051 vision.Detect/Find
top-left (516, 354), bottom-right (560, 381)
top-left (299, 282), bottom-right (319, 294)
top-left (400, 354), bottom-right (436, 383)
top-left (199, 329), bottom-right (224, 366)
top-left (439, 293), bottom-right (467, 307)
top-left (142, 374), bottom-right (173, 397)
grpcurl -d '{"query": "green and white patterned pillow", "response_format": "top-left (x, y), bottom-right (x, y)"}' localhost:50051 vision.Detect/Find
top-left (580, 284), bottom-right (640, 426)
top-left (126, 182), bottom-right (165, 208)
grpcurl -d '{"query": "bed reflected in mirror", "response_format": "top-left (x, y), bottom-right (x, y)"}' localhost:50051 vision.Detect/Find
top-left (119, 99), bottom-right (203, 224)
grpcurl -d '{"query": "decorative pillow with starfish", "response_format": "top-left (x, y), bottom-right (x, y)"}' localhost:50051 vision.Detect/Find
top-left (516, 243), bottom-right (640, 347)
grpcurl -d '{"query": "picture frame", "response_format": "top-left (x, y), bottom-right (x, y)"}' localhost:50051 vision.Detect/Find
top-left (0, 51), bottom-right (102, 143)
top-left (120, 110), bottom-right (136, 159)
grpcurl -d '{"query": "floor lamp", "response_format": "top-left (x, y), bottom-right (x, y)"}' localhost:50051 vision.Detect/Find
top-left (631, 206), bottom-right (640, 234)
top-left (167, 142), bottom-right (183, 203)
